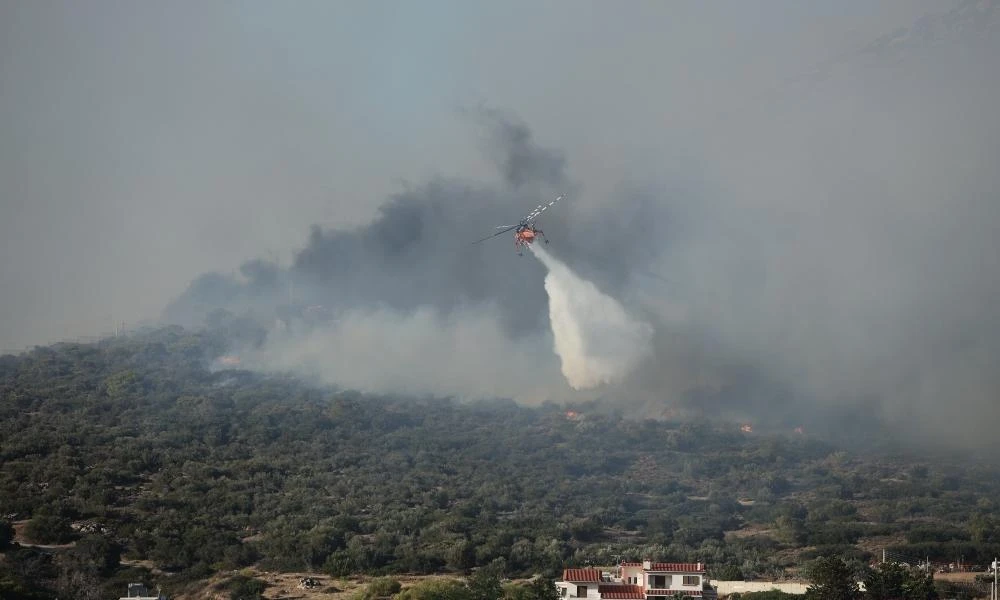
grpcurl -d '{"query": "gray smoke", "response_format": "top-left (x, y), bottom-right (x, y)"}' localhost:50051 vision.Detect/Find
top-left (475, 106), bottom-right (568, 189)
top-left (236, 304), bottom-right (563, 402)
top-left (160, 1), bottom-right (1000, 453)
top-left (164, 111), bottom-right (562, 336)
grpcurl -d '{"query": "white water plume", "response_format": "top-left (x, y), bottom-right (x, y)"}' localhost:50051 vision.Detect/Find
top-left (530, 244), bottom-right (653, 389)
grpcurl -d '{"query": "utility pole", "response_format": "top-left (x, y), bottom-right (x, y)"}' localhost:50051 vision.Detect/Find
top-left (993, 557), bottom-right (997, 600)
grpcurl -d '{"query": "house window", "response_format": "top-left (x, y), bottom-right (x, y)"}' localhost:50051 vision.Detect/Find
top-left (683, 576), bottom-right (699, 586)
top-left (577, 586), bottom-right (588, 597)
top-left (561, 588), bottom-right (568, 597)
top-left (650, 576), bottom-right (667, 589)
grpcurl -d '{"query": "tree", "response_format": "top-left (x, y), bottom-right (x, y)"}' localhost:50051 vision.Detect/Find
top-left (713, 565), bottom-right (745, 581)
top-left (505, 577), bottom-right (559, 600)
top-left (901, 571), bottom-right (937, 600)
top-left (774, 515), bottom-right (806, 545)
top-left (53, 563), bottom-right (102, 600)
top-left (469, 558), bottom-right (506, 600)
top-left (226, 574), bottom-right (266, 600)
top-left (324, 549), bottom-right (355, 577)
top-left (0, 520), bottom-right (13, 550)
top-left (863, 562), bottom-right (938, 600)
top-left (70, 535), bottom-right (122, 576)
top-left (863, 562), bottom-right (907, 600)
top-left (805, 557), bottom-right (859, 600)
top-left (446, 538), bottom-right (476, 573)
top-left (23, 514), bottom-right (74, 545)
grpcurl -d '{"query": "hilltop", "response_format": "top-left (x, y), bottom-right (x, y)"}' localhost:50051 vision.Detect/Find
top-left (2, 327), bottom-right (1000, 598)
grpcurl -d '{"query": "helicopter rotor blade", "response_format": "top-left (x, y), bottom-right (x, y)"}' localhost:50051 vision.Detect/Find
top-left (472, 225), bottom-right (517, 244)
top-left (526, 194), bottom-right (565, 222)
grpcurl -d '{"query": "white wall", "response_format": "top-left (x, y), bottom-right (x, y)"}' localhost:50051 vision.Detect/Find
top-left (709, 581), bottom-right (809, 596)
top-left (555, 582), bottom-right (602, 600)
top-left (621, 565), bottom-right (644, 586)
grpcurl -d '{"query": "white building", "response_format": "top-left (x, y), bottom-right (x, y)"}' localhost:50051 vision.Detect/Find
top-left (119, 583), bottom-right (167, 600)
top-left (556, 560), bottom-right (713, 600)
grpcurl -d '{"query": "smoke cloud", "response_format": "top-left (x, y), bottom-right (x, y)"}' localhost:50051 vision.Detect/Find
top-left (163, 106), bottom-right (674, 402)
top-left (7, 1), bottom-right (996, 453)
top-left (233, 304), bottom-right (563, 402)
top-left (530, 244), bottom-right (652, 389)
top-left (159, 0), bottom-right (1000, 453)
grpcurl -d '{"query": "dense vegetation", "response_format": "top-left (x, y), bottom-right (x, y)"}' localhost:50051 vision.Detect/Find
top-left (2, 327), bottom-right (1000, 598)
top-left (801, 558), bottom-right (939, 600)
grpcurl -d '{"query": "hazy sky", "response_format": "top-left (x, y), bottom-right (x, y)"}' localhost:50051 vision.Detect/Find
top-left (0, 0), bottom-right (958, 349)
top-left (6, 0), bottom-right (1000, 452)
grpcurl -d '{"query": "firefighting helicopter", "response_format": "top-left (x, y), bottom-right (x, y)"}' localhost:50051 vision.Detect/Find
top-left (472, 194), bottom-right (565, 255)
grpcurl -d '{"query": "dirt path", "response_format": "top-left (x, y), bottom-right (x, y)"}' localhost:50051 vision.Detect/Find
top-left (9, 520), bottom-right (76, 550)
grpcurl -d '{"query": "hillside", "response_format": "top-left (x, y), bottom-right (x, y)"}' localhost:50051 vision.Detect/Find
top-left (2, 327), bottom-right (1000, 598)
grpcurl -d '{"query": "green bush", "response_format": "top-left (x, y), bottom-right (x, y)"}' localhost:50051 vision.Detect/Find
top-left (23, 514), bottom-right (74, 545)
top-left (354, 577), bottom-right (403, 600)
top-left (226, 574), bottom-right (266, 600)
top-left (397, 579), bottom-right (474, 600)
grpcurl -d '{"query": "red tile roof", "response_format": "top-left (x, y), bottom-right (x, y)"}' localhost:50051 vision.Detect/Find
top-left (647, 563), bottom-right (705, 573)
top-left (563, 569), bottom-right (603, 582)
top-left (616, 562), bottom-right (706, 573)
top-left (599, 585), bottom-right (645, 599)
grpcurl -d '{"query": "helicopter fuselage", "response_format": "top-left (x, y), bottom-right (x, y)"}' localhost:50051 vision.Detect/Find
top-left (513, 224), bottom-right (546, 254)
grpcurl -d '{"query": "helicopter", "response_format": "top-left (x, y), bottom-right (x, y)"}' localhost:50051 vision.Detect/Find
top-left (472, 194), bottom-right (565, 255)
